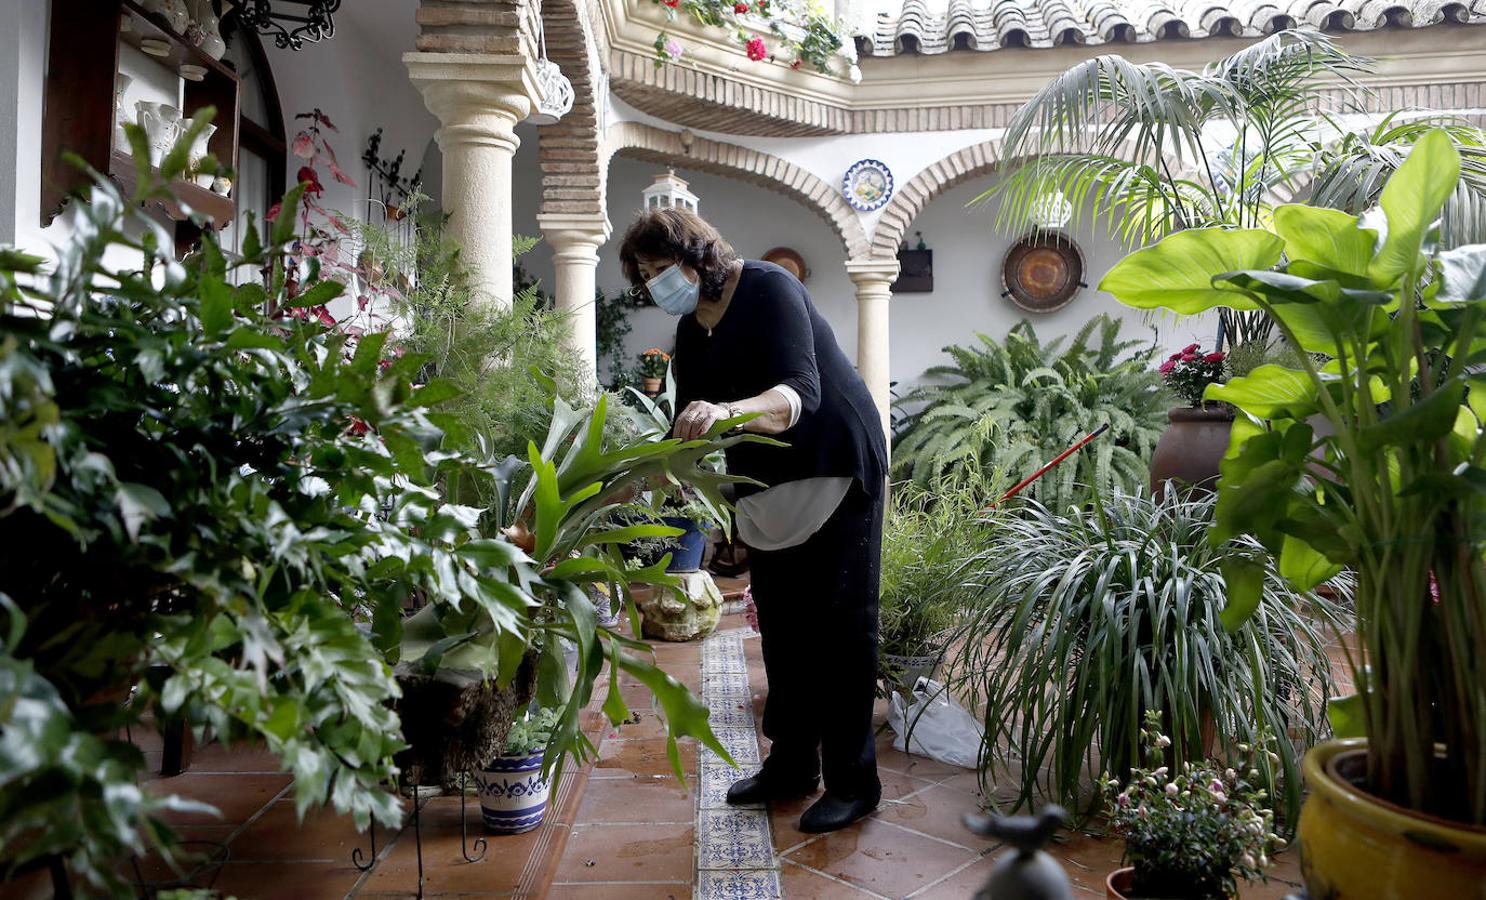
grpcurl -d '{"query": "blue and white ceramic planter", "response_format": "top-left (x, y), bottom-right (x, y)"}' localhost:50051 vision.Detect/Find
top-left (476, 752), bottom-right (550, 835)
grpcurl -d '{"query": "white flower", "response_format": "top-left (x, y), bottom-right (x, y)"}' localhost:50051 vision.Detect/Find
top-left (1241, 853), bottom-right (1256, 869)
top-left (1156, 734), bottom-right (1172, 749)
top-left (1225, 768), bottom-right (1237, 782)
top-left (1165, 782), bottom-right (1180, 796)
top-left (1152, 766), bottom-right (1168, 777)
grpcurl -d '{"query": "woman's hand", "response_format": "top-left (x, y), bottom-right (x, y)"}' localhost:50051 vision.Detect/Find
top-left (674, 400), bottom-right (731, 441)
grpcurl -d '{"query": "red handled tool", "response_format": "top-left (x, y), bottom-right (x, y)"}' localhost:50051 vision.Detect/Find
top-left (989, 423), bottom-right (1111, 509)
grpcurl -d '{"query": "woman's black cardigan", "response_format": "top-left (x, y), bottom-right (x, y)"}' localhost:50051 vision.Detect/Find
top-left (671, 260), bottom-right (887, 498)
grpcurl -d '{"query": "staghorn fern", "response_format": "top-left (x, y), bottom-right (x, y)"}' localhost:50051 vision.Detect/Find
top-left (892, 315), bottom-right (1169, 512)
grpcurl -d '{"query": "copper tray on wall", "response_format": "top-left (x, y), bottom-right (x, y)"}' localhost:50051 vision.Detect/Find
top-left (1001, 230), bottom-right (1085, 313)
top-left (761, 246), bottom-right (808, 282)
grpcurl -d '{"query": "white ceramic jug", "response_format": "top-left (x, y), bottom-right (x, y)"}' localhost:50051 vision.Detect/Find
top-left (185, 118), bottom-right (218, 186)
top-left (136, 101), bottom-right (182, 168)
top-left (190, 0), bottom-right (226, 60)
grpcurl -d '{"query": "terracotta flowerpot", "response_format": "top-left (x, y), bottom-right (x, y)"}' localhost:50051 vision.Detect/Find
top-left (642, 376), bottom-right (663, 395)
top-left (1298, 738), bottom-right (1486, 899)
top-left (1149, 406), bottom-right (1234, 499)
top-left (1105, 866), bottom-right (1134, 899)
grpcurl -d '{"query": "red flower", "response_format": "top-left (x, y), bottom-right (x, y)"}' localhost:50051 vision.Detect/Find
top-left (734, 1), bottom-right (748, 10)
top-left (745, 35), bottom-right (767, 60)
top-left (291, 132), bottom-right (315, 160)
top-left (297, 165), bottom-right (323, 196)
top-left (663, 0), bottom-right (678, 6)
top-left (1180, 352), bottom-right (1198, 362)
top-left (347, 416), bottom-right (371, 437)
top-left (1204, 352), bottom-right (1226, 363)
top-left (1159, 359), bottom-right (1176, 374)
top-left (264, 202), bottom-right (282, 222)
top-left (1182, 343), bottom-right (1201, 354)
top-left (791, 59), bottom-right (801, 70)
top-left (1168, 352), bottom-right (1181, 361)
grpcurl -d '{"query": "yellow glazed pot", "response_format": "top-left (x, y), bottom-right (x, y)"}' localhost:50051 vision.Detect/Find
top-left (1298, 739), bottom-right (1486, 899)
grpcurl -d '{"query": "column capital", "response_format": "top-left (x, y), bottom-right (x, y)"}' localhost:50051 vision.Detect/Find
top-left (845, 257), bottom-right (901, 287)
top-left (405, 53), bottom-right (541, 151)
top-left (537, 212), bottom-right (612, 251)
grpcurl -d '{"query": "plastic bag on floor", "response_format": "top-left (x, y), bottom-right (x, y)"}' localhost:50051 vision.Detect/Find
top-left (887, 678), bottom-right (983, 770)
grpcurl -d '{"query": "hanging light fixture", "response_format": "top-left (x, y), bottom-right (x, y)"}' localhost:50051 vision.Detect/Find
top-left (227, 0), bottom-right (340, 50)
top-left (642, 170), bottom-right (700, 214)
top-left (527, 4), bottom-right (575, 126)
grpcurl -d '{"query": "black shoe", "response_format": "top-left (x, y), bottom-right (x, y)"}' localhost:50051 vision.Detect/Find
top-left (725, 772), bottom-right (819, 806)
top-left (798, 789), bottom-right (881, 833)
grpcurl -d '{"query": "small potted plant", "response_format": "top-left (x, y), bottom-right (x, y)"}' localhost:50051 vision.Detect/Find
top-left (639, 348), bottom-right (670, 395)
top-left (660, 492), bottom-right (715, 573)
top-left (1101, 713), bottom-right (1281, 900)
top-left (475, 707), bottom-right (560, 835)
top-left (1148, 343), bottom-right (1229, 497)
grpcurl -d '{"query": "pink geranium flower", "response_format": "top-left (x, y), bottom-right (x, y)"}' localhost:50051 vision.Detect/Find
top-left (745, 35), bottom-right (768, 60)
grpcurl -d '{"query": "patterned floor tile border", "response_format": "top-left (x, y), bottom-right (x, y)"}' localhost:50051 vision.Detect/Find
top-left (696, 629), bottom-right (783, 900)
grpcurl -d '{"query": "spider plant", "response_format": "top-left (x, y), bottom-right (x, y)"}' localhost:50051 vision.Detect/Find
top-left (984, 28), bottom-right (1486, 350)
top-left (892, 315), bottom-right (1168, 512)
top-left (945, 490), bottom-right (1347, 825)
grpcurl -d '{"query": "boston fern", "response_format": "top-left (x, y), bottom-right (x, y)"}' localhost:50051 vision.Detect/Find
top-left (893, 315), bottom-right (1168, 512)
top-left (946, 491), bottom-right (1346, 826)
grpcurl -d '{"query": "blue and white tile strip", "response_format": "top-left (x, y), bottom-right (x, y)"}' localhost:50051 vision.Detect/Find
top-left (696, 627), bottom-right (783, 900)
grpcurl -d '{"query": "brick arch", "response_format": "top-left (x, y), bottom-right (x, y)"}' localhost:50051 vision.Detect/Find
top-left (871, 138), bottom-right (1008, 257)
top-left (602, 122), bottom-right (872, 258)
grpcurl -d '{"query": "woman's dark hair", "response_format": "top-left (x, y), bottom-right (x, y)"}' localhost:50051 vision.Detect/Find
top-left (618, 208), bottom-right (739, 301)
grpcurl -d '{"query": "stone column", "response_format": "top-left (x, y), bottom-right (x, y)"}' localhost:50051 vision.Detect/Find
top-left (845, 257), bottom-right (900, 441)
top-left (406, 53), bottom-right (540, 309)
top-left (536, 213), bottom-right (611, 388)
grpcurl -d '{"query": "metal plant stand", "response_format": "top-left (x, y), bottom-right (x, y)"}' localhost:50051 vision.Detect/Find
top-left (349, 775), bottom-right (491, 899)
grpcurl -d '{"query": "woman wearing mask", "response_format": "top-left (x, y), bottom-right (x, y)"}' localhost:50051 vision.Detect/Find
top-left (618, 208), bottom-right (888, 833)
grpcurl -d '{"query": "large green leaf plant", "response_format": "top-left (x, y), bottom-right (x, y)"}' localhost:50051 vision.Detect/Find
top-left (1100, 129), bottom-right (1486, 826)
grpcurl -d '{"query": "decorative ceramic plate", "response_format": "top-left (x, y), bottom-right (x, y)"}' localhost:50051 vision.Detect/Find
top-left (761, 246), bottom-right (808, 282)
top-left (1001, 230), bottom-right (1085, 313)
top-left (843, 159), bottom-right (893, 212)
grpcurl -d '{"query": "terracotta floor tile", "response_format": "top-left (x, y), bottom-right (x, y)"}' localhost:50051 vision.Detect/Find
top-left (547, 883), bottom-right (692, 899)
top-left (878, 769), bottom-right (937, 803)
top-left (594, 737), bottom-right (699, 779)
top-left (189, 741), bottom-right (284, 774)
top-left (619, 683), bottom-right (660, 710)
top-left (769, 790), bottom-right (827, 854)
top-left (550, 823), bottom-right (695, 883)
top-left (933, 769), bottom-right (989, 800)
top-left (363, 797), bottom-right (532, 894)
top-left (601, 708), bottom-right (673, 741)
top-left (120, 827), bottom-right (237, 886)
top-left (573, 774), bottom-right (694, 825)
top-left (780, 860), bottom-right (883, 898)
top-left (207, 861), bottom-right (363, 899)
top-left (873, 785), bottom-right (997, 851)
top-left (1047, 829), bottom-right (1127, 896)
top-left (873, 742), bottom-right (962, 784)
top-left (907, 852), bottom-right (999, 899)
top-left (228, 798), bottom-right (370, 861)
top-left (782, 818), bottom-right (976, 899)
top-left (147, 773), bottom-right (292, 826)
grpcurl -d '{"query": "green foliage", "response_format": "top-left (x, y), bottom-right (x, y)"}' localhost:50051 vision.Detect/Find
top-left (878, 481), bottom-right (992, 660)
top-left (0, 126), bottom-right (510, 889)
top-left (892, 315), bottom-right (1169, 512)
top-left (1101, 712), bottom-right (1281, 900)
top-left (504, 707), bottom-right (562, 757)
top-left (946, 490), bottom-right (1344, 826)
top-left (374, 213), bottom-right (581, 465)
top-left (596, 288), bottom-right (645, 391)
top-left (1100, 129), bottom-right (1486, 825)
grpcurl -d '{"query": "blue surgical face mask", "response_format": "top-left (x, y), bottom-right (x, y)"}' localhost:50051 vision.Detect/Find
top-left (646, 263), bottom-right (700, 316)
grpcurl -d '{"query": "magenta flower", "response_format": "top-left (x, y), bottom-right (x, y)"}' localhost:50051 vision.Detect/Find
top-left (1159, 359), bottom-right (1176, 374)
top-left (1204, 352), bottom-right (1226, 363)
top-left (746, 35), bottom-right (768, 61)
top-left (664, 38), bottom-right (684, 60)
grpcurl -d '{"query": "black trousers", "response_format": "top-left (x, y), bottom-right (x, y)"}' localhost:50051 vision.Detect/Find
top-left (747, 481), bottom-right (884, 798)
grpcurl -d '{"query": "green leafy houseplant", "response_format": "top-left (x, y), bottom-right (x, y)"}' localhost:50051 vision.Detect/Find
top-left (1099, 129), bottom-right (1486, 825)
top-left (877, 481), bottom-right (989, 685)
top-left (946, 490), bottom-right (1344, 823)
top-left (0, 121), bottom-right (515, 889)
top-left (893, 315), bottom-right (1169, 512)
top-left (1101, 713), bottom-right (1281, 900)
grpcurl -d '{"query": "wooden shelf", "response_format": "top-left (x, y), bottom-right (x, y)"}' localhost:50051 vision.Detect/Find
top-left (118, 0), bottom-right (238, 82)
top-left (109, 149), bottom-right (235, 229)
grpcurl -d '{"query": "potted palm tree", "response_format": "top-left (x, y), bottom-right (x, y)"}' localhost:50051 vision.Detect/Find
top-left (987, 29), bottom-right (1486, 355)
top-left (1099, 130), bottom-right (1486, 893)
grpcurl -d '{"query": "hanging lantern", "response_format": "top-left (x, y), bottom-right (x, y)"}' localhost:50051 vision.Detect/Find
top-left (526, 4), bottom-right (574, 126)
top-left (1029, 191), bottom-right (1074, 230)
top-left (642, 170), bottom-right (700, 214)
top-left (227, 0), bottom-right (340, 51)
